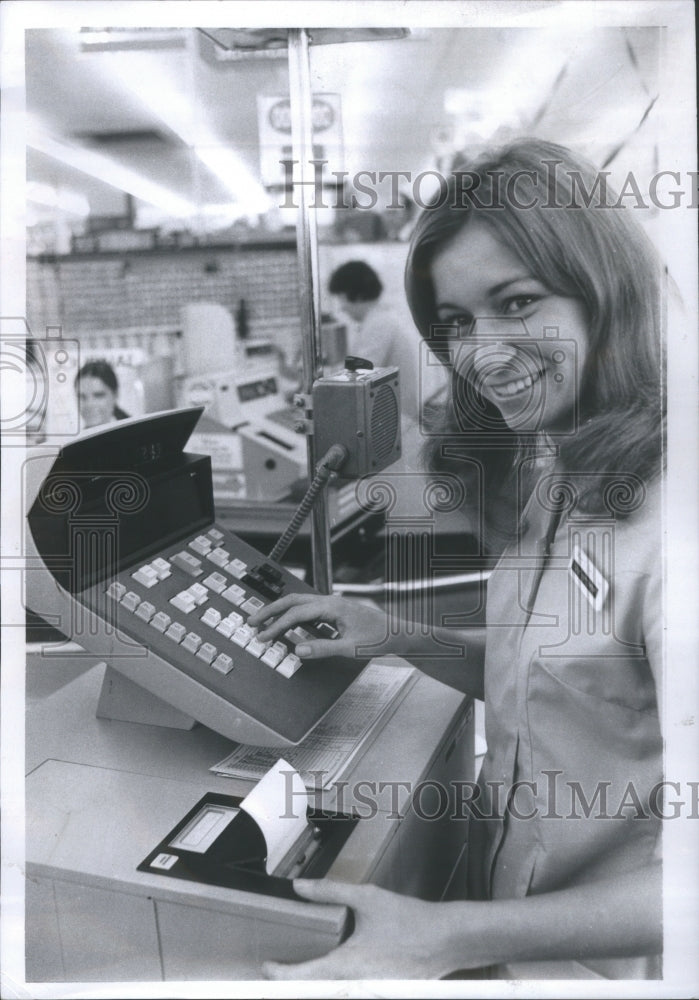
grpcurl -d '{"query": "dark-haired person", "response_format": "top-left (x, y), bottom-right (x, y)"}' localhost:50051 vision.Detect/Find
top-left (328, 259), bottom-right (420, 418)
top-left (250, 139), bottom-right (667, 980)
top-left (75, 360), bottom-right (130, 429)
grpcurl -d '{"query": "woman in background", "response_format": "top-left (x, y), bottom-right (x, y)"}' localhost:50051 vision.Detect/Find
top-left (75, 359), bottom-right (130, 429)
top-left (251, 138), bottom-right (666, 980)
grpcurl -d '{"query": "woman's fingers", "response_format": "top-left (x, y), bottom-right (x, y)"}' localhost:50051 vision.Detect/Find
top-left (263, 880), bottom-right (367, 980)
top-left (293, 876), bottom-right (362, 904)
top-left (293, 639), bottom-right (345, 659)
top-left (248, 592), bottom-right (324, 625)
top-left (261, 880), bottom-right (452, 980)
top-left (248, 594), bottom-right (334, 640)
top-left (248, 593), bottom-right (387, 658)
top-left (258, 607), bottom-right (337, 643)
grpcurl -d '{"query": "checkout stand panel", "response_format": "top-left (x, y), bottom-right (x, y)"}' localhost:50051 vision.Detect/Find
top-left (26, 654), bottom-right (474, 982)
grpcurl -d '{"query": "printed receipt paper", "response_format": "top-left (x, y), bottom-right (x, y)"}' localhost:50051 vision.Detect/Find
top-left (239, 757), bottom-right (309, 874)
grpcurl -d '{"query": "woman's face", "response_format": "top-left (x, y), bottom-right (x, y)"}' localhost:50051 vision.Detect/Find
top-left (431, 219), bottom-right (590, 434)
top-left (76, 375), bottom-right (117, 428)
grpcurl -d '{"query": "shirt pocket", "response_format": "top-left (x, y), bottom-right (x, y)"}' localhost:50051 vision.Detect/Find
top-left (527, 569), bottom-right (658, 713)
top-left (531, 649), bottom-right (658, 714)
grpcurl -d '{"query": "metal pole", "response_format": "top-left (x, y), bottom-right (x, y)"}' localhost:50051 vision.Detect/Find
top-left (287, 28), bottom-right (333, 593)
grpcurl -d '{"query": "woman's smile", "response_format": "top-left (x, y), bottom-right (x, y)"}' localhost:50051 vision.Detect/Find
top-left (432, 220), bottom-right (589, 433)
top-left (488, 366), bottom-right (545, 399)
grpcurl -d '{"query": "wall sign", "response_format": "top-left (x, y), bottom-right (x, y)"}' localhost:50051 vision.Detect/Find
top-left (257, 93), bottom-right (344, 189)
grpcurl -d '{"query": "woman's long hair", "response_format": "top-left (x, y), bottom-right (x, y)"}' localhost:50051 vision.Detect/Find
top-left (405, 139), bottom-right (665, 548)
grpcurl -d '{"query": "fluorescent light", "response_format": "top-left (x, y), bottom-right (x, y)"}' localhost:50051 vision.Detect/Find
top-left (101, 48), bottom-right (270, 211)
top-left (78, 28), bottom-right (187, 53)
top-left (194, 146), bottom-right (270, 214)
top-left (26, 116), bottom-right (197, 218)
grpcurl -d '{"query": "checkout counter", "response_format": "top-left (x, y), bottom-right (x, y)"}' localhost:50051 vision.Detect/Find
top-left (24, 408), bottom-right (475, 983)
top-left (26, 655), bottom-right (473, 982)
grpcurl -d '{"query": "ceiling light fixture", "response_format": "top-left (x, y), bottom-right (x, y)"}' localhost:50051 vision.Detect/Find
top-left (26, 116), bottom-right (197, 218)
top-left (100, 43), bottom-right (271, 213)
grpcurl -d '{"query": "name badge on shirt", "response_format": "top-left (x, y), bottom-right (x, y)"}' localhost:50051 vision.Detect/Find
top-left (570, 544), bottom-right (609, 611)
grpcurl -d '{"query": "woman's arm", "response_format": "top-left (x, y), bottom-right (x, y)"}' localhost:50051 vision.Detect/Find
top-left (397, 623), bottom-right (486, 699)
top-left (247, 594), bottom-right (486, 699)
top-left (263, 862), bottom-right (662, 980)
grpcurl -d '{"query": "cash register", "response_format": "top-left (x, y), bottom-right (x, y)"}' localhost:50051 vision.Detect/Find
top-left (25, 406), bottom-right (368, 746)
top-left (24, 408), bottom-right (475, 983)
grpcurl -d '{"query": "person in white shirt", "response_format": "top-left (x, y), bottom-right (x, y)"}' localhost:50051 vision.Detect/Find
top-left (328, 260), bottom-right (421, 420)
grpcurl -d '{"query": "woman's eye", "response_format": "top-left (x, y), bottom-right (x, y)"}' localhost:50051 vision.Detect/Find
top-left (501, 295), bottom-right (541, 315)
top-left (443, 314), bottom-right (471, 330)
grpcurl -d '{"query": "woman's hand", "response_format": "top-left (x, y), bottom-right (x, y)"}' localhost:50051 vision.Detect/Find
top-left (263, 879), bottom-right (467, 981)
top-left (263, 863), bottom-right (663, 980)
top-left (247, 593), bottom-right (389, 660)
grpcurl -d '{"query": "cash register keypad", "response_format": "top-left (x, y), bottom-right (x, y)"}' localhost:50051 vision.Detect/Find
top-left (106, 526), bottom-right (305, 683)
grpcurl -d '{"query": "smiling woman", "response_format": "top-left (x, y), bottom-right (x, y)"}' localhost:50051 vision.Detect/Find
top-left (430, 221), bottom-right (590, 432)
top-left (74, 359), bottom-right (130, 429)
top-left (250, 136), bottom-right (667, 982)
top-left (407, 138), bottom-right (664, 550)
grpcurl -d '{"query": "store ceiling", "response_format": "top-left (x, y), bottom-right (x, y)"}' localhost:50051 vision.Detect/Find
top-left (25, 24), bottom-right (661, 228)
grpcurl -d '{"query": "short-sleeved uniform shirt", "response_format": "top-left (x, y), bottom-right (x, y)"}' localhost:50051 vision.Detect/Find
top-left (468, 466), bottom-right (663, 979)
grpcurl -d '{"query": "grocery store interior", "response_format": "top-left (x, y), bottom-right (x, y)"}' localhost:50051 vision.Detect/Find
top-left (12, 14), bottom-right (697, 986)
top-left (23, 23), bottom-right (666, 590)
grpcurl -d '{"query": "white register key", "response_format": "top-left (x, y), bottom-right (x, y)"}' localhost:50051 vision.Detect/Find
top-left (261, 642), bottom-right (287, 668)
top-left (276, 653), bottom-right (302, 678)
